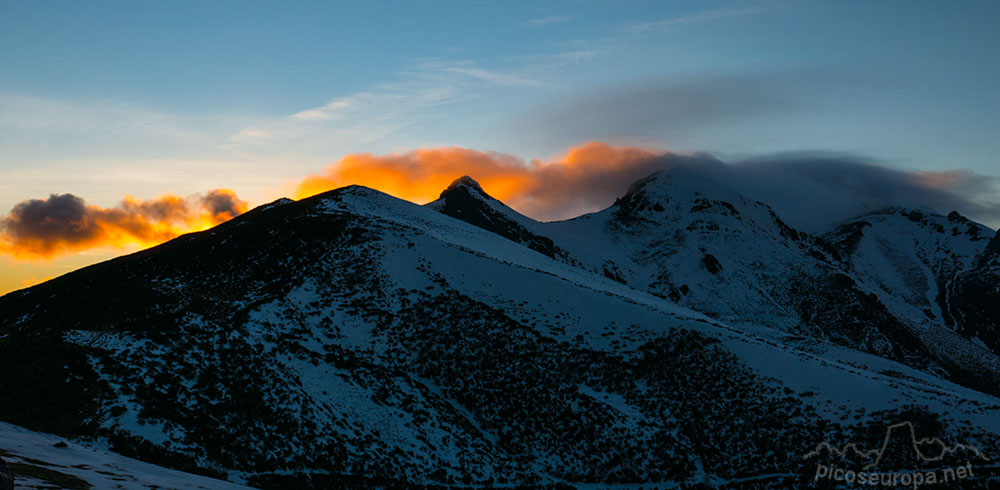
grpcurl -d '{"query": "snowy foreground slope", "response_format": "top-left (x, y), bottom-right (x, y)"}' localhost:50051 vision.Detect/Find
top-left (0, 421), bottom-right (251, 490)
top-left (2, 172), bottom-right (1000, 489)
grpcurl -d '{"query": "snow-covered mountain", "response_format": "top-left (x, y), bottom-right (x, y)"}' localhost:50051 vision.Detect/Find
top-left (2, 173), bottom-right (999, 489)
top-left (822, 208), bottom-right (1000, 392)
top-left (823, 208), bottom-right (992, 336)
top-left (431, 172), bottom-right (1000, 394)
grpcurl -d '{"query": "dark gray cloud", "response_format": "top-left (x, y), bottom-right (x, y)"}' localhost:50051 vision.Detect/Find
top-left (1, 190), bottom-right (248, 258)
top-left (512, 71), bottom-right (846, 146)
top-left (518, 150), bottom-right (725, 221)
top-left (609, 151), bottom-right (1000, 232)
top-left (2, 194), bottom-right (99, 245)
top-left (199, 189), bottom-right (247, 218)
top-left (723, 154), bottom-right (1000, 231)
top-left (506, 143), bottom-right (1000, 231)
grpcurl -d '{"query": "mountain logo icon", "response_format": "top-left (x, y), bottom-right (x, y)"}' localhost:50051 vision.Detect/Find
top-left (804, 421), bottom-right (990, 469)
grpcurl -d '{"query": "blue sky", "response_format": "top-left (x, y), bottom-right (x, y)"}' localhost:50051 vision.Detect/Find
top-left (1, 0), bottom-right (999, 291)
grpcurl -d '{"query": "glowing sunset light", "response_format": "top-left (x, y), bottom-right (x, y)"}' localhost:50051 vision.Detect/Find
top-left (0, 189), bottom-right (247, 260)
top-left (293, 142), bottom-right (663, 217)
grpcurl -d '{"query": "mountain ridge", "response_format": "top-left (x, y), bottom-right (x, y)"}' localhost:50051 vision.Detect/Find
top-left (431, 175), bottom-right (1000, 393)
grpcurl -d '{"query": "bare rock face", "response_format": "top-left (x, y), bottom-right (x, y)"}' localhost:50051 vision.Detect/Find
top-left (988, 229), bottom-right (1000, 255)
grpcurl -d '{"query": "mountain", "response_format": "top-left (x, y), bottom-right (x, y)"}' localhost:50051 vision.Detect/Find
top-left (823, 208), bottom-right (1000, 392)
top-left (2, 174), bottom-right (1000, 489)
top-left (432, 172), bottom-right (1000, 394)
top-left (822, 208), bottom-right (992, 336)
top-left (537, 171), bottom-right (924, 352)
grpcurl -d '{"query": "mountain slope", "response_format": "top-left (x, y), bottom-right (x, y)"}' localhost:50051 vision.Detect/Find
top-left (951, 230), bottom-right (1000, 355)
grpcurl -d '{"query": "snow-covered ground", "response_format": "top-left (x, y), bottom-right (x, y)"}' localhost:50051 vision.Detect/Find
top-left (0, 421), bottom-right (252, 490)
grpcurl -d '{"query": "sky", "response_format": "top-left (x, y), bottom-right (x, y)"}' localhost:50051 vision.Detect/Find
top-left (1, 0), bottom-right (999, 294)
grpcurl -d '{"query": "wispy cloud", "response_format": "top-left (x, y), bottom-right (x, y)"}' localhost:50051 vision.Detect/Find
top-left (0, 92), bottom-right (253, 193)
top-left (290, 98), bottom-right (355, 121)
top-left (223, 56), bottom-right (562, 156)
top-left (0, 93), bottom-right (216, 142)
top-left (223, 79), bottom-right (461, 154)
top-left (624, 6), bottom-right (762, 33)
top-left (526, 15), bottom-right (570, 27)
top-left (228, 128), bottom-right (272, 142)
top-left (427, 60), bottom-right (544, 87)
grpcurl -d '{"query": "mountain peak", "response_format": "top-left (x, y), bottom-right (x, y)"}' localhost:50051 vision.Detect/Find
top-left (425, 175), bottom-right (576, 262)
top-left (427, 176), bottom-right (496, 216)
top-left (427, 176), bottom-right (495, 215)
top-left (610, 169), bottom-right (750, 227)
top-left (440, 175), bottom-right (488, 199)
top-left (623, 168), bottom-right (743, 204)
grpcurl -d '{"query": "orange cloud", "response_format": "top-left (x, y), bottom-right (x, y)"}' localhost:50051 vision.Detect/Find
top-left (1, 142), bottom-right (685, 262)
top-left (295, 147), bottom-right (534, 204)
top-left (296, 142), bottom-right (668, 220)
top-left (0, 190), bottom-right (247, 260)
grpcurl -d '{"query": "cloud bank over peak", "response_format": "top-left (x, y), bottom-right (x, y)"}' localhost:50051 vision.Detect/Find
top-left (293, 142), bottom-right (690, 221)
top-left (294, 143), bottom-right (1000, 231)
top-left (726, 154), bottom-right (1000, 231)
